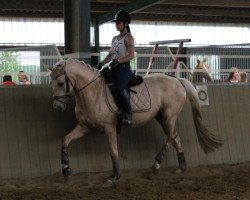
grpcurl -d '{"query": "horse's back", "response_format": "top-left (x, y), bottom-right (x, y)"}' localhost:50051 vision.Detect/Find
top-left (144, 73), bottom-right (184, 91)
top-left (143, 73), bottom-right (187, 107)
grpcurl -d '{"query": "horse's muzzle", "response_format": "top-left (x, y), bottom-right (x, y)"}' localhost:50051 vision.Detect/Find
top-left (53, 100), bottom-right (66, 112)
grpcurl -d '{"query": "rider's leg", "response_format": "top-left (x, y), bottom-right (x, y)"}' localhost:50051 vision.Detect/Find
top-left (114, 66), bottom-right (134, 126)
top-left (121, 89), bottom-right (134, 125)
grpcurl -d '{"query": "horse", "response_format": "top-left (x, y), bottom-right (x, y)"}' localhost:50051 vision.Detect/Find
top-left (190, 58), bottom-right (213, 83)
top-left (49, 59), bottom-right (222, 185)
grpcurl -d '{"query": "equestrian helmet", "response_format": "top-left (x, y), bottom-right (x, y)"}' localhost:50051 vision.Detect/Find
top-left (112, 10), bottom-right (131, 24)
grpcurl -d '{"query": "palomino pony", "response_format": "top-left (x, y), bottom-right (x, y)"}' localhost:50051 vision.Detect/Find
top-left (190, 58), bottom-right (213, 83)
top-left (49, 59), bottom-right (222, 185)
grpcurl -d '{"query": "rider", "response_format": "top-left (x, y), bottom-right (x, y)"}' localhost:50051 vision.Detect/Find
top-left (97, 10), bottom-right (135, 126)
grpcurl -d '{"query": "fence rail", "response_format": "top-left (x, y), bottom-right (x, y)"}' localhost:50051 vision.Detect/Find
top-left (1, 44), bottom-right (250, 84)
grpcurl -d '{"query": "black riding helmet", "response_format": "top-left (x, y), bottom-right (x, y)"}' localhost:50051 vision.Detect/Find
top-left (112, 10), bottom-right (131, 24)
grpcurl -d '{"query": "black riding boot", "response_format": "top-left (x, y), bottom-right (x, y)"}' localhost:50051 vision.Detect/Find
top-left (121, 89), bottom-right (134, 126)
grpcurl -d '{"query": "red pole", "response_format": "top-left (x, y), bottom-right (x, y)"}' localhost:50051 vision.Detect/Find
top-left (146, 44), bottom-right (158, 75)
top-left (171, 42), bottom-right (184, 76)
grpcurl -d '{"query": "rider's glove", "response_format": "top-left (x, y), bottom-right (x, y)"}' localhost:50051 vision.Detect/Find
top-left (96, 61), bottom-right (104, 70)
top-left (99, 67), bottom-right (110, 75)
top-left (109, 59), bottom-right (119, 69)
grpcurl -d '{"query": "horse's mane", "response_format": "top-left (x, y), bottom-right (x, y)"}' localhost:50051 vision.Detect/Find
top-left (54, 59), bottom-right (98, 73)
top-left (65, 58), bottom-right (97, 71)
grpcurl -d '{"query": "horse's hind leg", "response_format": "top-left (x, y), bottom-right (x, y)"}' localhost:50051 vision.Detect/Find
top-left (170, 129), bottom-right (187, 173)
top-left (153, 116), bottom-right (186, 173)
top-left (153, 141), bottom-right (171, 174)
top-left (61, 124), bottom-right (88, 179)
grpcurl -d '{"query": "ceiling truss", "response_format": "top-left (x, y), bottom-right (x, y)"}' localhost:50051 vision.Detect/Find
top-left (0, 0), bottom-right (250, 24)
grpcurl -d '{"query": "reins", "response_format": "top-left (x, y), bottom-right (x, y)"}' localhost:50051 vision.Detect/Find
top-left (73, 73), bottom-right (102, 97)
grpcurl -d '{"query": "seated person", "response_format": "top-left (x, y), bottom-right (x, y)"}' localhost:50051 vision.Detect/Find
top-left (1, 75), bottom-right (16, 85)
top-left (17, 71), bottom-right (31, 85)
top-left (225, 67), bottom-right (241, 83)
top-left (240, 72), bottom-right (247, 83)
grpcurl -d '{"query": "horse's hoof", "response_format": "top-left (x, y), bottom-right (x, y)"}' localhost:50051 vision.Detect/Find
top-left (179, 163), bottom-right (187, 172)
top-left (174, 167), bottom-right (185, 174)
top-left (62, 167), bottom-right (72, 180)
top-left (152, 162), bottom-right (161, 175)
top-left (104, 174), bottom-right (120, 187)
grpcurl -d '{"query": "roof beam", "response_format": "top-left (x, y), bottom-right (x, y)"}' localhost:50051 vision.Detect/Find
top-left (160, 0), bottom-right (250, 8)
top-left (0, 1), bottom-right (62, 11)
top-left (0, 10), bottom-right (63, 18)
top-left (91, 0), bottom-right (130, 3)
top-left (96, 0), bottom-right (164, 25)
top-left (133, 14), bottom-right (250, 24)
top-left (91, 3), bottom-right (127, 12)
top-left (141, 5), bottom-right (250, 18)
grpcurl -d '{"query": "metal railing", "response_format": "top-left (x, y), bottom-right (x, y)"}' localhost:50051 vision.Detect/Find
top-left (1, 44), bottom-right (250, 85)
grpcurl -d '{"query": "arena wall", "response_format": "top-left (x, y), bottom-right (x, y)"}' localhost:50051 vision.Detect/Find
top-left (0, 85), bottom-right (249, 179)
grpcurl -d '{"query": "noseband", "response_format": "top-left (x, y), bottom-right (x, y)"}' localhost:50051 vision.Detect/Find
top-left (51, 70), bottom-right (102, 104)
top-left (52, 71), bottom-right (74, 104)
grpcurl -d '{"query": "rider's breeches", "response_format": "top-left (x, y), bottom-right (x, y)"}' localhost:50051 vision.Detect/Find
top-left (112, 65), bottom-right (133, 111)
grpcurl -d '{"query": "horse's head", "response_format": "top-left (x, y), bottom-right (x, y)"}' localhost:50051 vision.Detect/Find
top-left (49, 60), bottom-right (74, 112)
top-left (196, 58), bottom-right (209, 70)
top-left (49, 59), bottom-right (99, 112)
top-left (194, 58), bottom-right (212, 82)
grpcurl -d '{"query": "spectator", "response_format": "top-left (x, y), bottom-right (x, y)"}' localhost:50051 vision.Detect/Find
top-left (240, 72), bottom-right (247, 83)
top-left (17, 71), bottom-right (31, 85)
top-left (225, 67), bottom-right (241, 83)
top-left (1, 75), bottom-right (16, 85)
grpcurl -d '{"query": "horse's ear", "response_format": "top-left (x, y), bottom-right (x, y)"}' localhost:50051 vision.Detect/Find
top-left (43, 64), bottom-right (53, 71)
top-left (197, 59), bottom-right (200, 64)
top-left (203, 58), bottom-right (207, 63)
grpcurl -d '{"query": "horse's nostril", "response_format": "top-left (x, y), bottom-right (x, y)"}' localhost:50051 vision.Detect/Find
top-left (57, 107), bottom-right (63, 112)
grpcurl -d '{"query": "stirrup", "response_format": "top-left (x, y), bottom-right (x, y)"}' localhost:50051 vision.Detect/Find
top-left (123, 119), bottom-right (135, 126)
top-left (123, 114), bottom-right (135, 126)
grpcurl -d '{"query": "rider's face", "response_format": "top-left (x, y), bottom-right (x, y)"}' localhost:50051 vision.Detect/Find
top-left (115, 21), bottom-right (124, 31)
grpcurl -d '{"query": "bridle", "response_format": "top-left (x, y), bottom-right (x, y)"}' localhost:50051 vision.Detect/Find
top-left (51, 68), bottom-right (102, 105)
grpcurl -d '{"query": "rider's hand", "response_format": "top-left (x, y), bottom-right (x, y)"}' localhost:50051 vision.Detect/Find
top-left (99, 67), bottom-right (109, 74)
top-left (109, 59), bottom-right (119, 69)
top-left (96, 61), bottom-right (103, 70)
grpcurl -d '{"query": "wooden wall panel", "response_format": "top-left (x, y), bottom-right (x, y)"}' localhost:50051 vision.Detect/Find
top-left (0, 89), bottom-right (11, 178)
top-left (0, 84), bottom-right (249, 179)
top-left (240, 86), bottom-right (250, 161)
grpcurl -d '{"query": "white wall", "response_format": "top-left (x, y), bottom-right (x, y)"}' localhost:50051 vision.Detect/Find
top-left (1, 17), bottom-right (250, 46)
top-left (100, 21), bottom-right (250, 46)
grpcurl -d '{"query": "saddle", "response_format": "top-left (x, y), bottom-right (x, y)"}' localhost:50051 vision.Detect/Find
top-left (102, 68), bottom-right (151, 114)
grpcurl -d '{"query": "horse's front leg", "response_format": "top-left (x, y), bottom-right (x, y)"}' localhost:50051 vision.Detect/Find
top-left (105, 126), bottom-right (120, 185)
top-left (61, 124), bottom-right (88, 179)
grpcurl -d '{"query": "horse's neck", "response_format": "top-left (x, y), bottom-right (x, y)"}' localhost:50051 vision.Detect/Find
top-left (72, 67), bottom-right (103, 111)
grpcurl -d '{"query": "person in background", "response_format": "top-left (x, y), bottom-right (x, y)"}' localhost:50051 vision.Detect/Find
top-left (225, 67), bottom-right (241, 83)
top-left (1, 75), bottom-right (16, 85)
top-left (17, 71), bottom-right (31, 85)
top-left (240, 72), bottom-right (247, 83)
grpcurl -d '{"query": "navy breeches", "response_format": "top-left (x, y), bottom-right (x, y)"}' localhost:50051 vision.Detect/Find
top-left (112, 64), bottom-right (133, 105)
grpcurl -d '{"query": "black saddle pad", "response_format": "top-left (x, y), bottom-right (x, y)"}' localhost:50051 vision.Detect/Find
top-left (128, 74), bottom-right (143, 87)
top-left (102, 68), bottom-right (143, 88)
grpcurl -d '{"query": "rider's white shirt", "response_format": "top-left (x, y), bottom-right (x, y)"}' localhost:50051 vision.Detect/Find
top-left (110, 33), bottom-right (130, 60)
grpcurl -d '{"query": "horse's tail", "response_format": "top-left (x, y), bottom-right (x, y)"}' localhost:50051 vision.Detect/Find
top-left (178, 78), bottom-right (223, 154)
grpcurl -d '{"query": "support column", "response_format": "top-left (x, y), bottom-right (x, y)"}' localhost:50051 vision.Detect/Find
top-left (64, 0), bottom-right (91, 62)
top-left (92, 18), bottom-right (100, 66)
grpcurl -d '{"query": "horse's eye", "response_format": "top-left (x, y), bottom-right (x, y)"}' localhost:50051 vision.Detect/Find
top-left (58, 82), bottom-right (64, 87)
